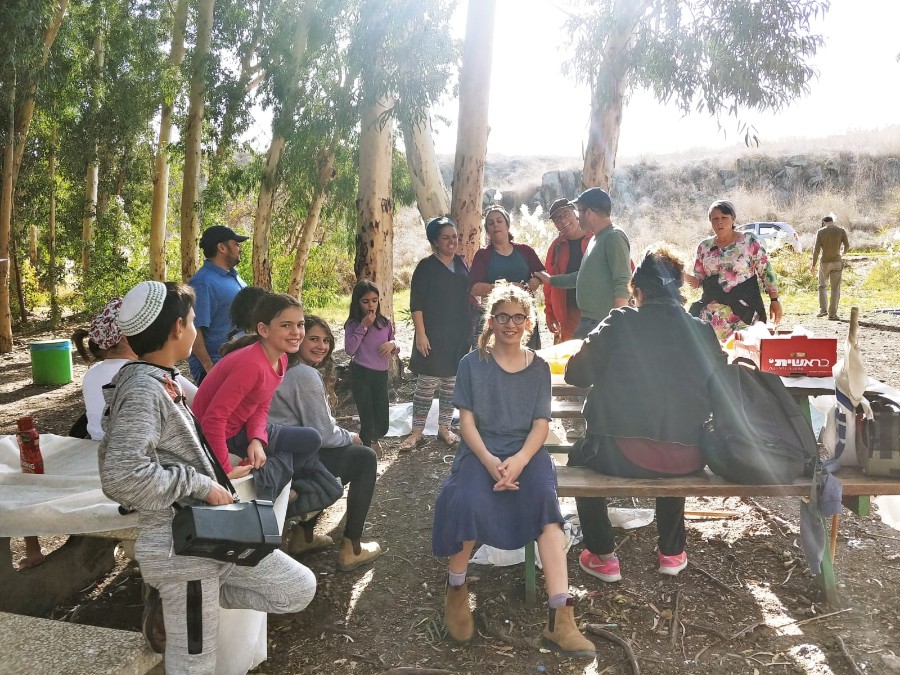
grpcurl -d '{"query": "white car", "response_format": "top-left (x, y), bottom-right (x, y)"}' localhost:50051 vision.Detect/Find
top-left (738, 221), bottom-right (803, 253)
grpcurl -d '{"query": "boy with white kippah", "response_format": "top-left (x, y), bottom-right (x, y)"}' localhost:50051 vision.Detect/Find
top-left (99, 280), bottom-right (316, 672)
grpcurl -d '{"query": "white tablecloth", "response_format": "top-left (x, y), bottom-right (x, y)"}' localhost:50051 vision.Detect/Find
top-left (0, 434), bottom-right (137, 537)
top-left (1, 433), bottom-right (290, 675)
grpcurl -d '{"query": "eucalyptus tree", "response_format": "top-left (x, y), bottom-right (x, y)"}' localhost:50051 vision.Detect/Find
top-left (249, 0), bottom-right (324, 289)
top-left (57, 0), bottom-right (165, 302)
top-left (566, 0), bottom-right (829, 190)
top-left (148, 0), bottom-right (188, 281)
top-left (400, 106), bottom-right (449, 221)
top-left (180, 0), bottom-right (215, 281)
top-left (0, 0), bottom-right (67, 352)
top-left (450, 0), bottom-right (495, 264)
top-left (350, 0), bottom-right (458, 321)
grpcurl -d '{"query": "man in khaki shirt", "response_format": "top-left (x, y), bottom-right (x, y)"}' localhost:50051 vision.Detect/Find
top-left (810, 213), bottom-right (850, 320)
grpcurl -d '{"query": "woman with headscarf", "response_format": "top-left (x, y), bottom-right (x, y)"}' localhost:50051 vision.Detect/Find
top-left (400, 217), bottom-right (473, 450)
top-left (686, 199), bottom-right (783, 340)
top-left (565, 245), bottom-right (725, 583)
top-left (74, 297), bottom-right (197, 441)
top-left (469, 206), bottom-right (545, 349)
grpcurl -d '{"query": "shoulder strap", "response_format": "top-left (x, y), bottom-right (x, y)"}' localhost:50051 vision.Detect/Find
top-left (185, 406), bottom-right (239, 500)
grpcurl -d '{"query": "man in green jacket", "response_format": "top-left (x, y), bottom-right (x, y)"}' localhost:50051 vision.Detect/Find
top-left (810, 213), bottom-right (850, 320)
top-left (534, 188), bottom-right (632, 338)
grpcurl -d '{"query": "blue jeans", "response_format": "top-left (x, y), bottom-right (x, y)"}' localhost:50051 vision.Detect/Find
top-left (572, 316), bottom-right (601, 339)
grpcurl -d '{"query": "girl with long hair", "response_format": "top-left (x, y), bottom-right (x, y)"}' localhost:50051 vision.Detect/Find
top-left (344, 280), bottom-right (399, 454)
top-left (192, 293), bottom-right (322, 506)
top-left (431, 282), bottom-right (594, 658)
top-left (269, 315), bottom-right (382, 571)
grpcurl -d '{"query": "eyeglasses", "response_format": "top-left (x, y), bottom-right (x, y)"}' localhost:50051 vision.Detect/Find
top-left (491, 313), bottom-right (527, 325)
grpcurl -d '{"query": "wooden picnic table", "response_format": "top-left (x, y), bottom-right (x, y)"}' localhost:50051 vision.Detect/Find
top-left (536, 374), bottom-right (900, 608)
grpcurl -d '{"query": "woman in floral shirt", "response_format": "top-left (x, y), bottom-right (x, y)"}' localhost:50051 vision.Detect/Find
top-left (687, 200), bottom-right (782, 340)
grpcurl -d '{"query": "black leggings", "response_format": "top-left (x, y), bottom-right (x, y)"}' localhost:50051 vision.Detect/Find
top-left (571, 436), bottom-right (686, 557)
top-left (349, 363), bottom-right (390, 446)
top-left (309, 443), bottom-right (377, 541)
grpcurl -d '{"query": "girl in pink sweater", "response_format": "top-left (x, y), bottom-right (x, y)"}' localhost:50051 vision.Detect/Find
top-left (192, 293), bottom-right (322, 503)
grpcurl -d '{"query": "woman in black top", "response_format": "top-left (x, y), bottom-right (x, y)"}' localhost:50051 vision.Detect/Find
top-left (400, 217), bottom-right (473, 450)
top-left (565, 245), bottom-right (724, 582)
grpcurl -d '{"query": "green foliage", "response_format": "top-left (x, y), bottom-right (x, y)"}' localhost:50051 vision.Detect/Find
top-left (76, 198), bottom-right (146, 314)
top-left (864, 229), bottom-right (900, 291)
top-left (298, 238), bottom-right (356, 309)
top-left (566, 0), bottom-right (828, 121)
top-left (768, 247), bottom-right (817, 294)
top-left (10, 259), bottom-right (48, 318)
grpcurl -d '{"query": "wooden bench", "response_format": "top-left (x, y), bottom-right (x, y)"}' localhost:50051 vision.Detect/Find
top-left (522, 465), bottom-right (900, 607)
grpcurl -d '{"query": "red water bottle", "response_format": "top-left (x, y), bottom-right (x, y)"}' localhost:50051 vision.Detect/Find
top-left (17, 415), bottom-right (44, 474)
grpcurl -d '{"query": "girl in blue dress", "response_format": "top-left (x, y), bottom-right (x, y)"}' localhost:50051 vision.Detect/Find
top-left (431, 282), bottom-right (594, 658)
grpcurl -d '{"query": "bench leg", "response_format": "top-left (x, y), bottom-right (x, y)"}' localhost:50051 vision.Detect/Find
top-left (525, 541), bottom-right (537, 608)
top-left (819, 532), bottom-right (840, 606)
top-left (842, 495), bottom-right (870, 516)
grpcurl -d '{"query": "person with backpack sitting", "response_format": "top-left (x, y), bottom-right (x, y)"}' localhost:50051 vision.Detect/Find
top-left (564, 245), bottom-right (725, 582)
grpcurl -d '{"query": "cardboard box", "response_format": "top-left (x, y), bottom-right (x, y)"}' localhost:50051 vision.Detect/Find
top-left (734, 333), bottom-right (838, 377)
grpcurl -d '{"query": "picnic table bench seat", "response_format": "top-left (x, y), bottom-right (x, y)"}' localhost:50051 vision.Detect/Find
top-left (520, 457), bottom-right (900, 608)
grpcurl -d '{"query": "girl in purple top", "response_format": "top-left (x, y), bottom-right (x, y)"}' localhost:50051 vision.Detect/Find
top-left (344, 281), bottom-right (399, 454)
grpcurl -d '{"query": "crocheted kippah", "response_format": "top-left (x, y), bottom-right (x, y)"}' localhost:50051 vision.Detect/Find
top-left (118, 281), bottom-right (167, 336)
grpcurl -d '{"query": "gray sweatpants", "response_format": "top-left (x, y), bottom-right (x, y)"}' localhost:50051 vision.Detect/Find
top-left (146, 550), bottom-right (316, 673)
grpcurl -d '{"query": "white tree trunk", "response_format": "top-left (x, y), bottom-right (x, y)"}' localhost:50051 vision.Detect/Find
top-left (0, 0), bottom-right (67, 352)
top-left (48, 125), bottom-right (59, 323)
top-left (149, 0), bottom-right (188, 281)
top-left (581, 1), bottom-right (643, 191)
top-left (355, 94), bottom-right (395, 321)
top-left (81, 26), bottom-right (105, 275)
top-left (0, 80), bottom-right (14, 353)
top-left (450, 0), bottom-right (496, 265)
top-left (12, 0), bottom-right (69, 180)
top-left (251, 2), bottom-right (314, 289)
top-left (401, 110), bottom-right (449, 221)
top-left (180, 0), bottom-right (215, 281)
top-left (251, 135), bottom-right (285, 289)
top-left (287, 147), bottom-right (336, 298)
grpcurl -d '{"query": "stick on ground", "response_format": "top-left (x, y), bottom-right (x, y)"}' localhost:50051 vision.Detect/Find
top-left (585, 624), bottom-right (640, 675)
top-left (836, 635), bottom-right (865, 675)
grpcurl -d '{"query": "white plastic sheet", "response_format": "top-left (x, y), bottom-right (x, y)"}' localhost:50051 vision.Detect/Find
top-left (385, 400), bottom-right (458, 437)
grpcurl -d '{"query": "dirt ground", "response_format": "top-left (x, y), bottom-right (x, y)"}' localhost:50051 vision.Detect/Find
top-left (3, 305), bottom-right (900, 675)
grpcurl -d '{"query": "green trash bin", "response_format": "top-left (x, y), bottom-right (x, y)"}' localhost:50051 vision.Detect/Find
top-left (30, 339), bottom-right (73, 385)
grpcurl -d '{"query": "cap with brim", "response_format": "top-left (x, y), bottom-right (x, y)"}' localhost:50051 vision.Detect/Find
top-left (547, 198), bottom-right (576, 219)
top-left (89, 297), bottom-right (124, 350)
top-left (118, 281), bottom-right (167, 336)
top-left (199, 225), bottom-right (249, 249)
top-left (573, 187), bottom-right (612, 212)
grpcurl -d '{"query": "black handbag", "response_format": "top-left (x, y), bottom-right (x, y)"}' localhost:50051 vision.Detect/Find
top-left (171, 410), bottom-right (283, 566)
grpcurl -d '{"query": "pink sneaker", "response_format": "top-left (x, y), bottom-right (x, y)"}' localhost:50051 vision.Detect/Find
top-left (658, 551), bottom-right (688, 576)
top-left (579, 550), bottom-right (621, 582)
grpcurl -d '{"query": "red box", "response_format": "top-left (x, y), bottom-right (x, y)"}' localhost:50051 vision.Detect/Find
top-left (734, 334), bottom-right (838, 377)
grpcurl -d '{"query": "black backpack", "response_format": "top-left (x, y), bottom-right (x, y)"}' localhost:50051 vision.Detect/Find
top-left (701, 360), bottom-right (818, 484)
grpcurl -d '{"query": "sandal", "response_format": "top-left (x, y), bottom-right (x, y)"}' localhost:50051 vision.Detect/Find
top-left (399, 433), bottom-right (425, 452)
top-left (438, 428), bottom-right (459, 447)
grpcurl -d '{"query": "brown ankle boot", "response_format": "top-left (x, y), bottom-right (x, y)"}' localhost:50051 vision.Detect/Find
top-left (444, 582), bottom-right (474, 643)
top-left (287, 528), bottom-right (333, 557)
top-left (542, 598), bottom-right (596, 658)
top-left (336, 538), bottom-right (382, 571)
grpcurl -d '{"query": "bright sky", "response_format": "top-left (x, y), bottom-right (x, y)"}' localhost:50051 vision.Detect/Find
top-left (430, 0), bottom-right (900, 157)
